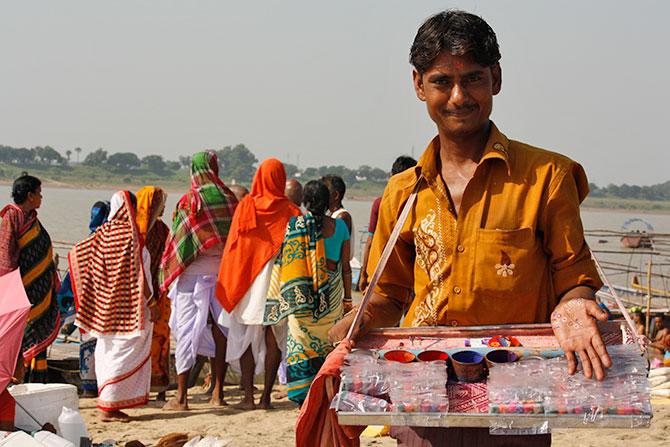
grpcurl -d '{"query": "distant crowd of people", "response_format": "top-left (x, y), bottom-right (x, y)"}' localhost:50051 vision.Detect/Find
top-left (0, 151), bottom-right (416, 425)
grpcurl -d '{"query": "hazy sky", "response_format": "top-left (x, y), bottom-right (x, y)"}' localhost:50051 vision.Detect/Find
top-left (1, 1), bottom-right (668, 186)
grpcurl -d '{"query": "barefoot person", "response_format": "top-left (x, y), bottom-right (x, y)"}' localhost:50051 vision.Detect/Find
top-left (70, 191), bottom-right (154, 422)
top-left (328, 10), bottom-right (608, 446)
top-left (216, 158), bottom-right (301, 410)
top-left (136, 186), bottom-right (171, 401)
top-left (160, 151), bottom-right (238, 410)
top-left (264, 180), bottom-right (349, 405)
top-left (321, 175), bottom-right (354, 261)
top-left (0, 174), bottom-right (61, 383)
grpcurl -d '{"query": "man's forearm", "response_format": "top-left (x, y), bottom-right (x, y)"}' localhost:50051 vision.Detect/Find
top-left (361, 291), bottom-right (407, 330)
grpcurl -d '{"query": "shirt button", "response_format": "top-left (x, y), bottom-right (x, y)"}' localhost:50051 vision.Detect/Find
top-left (457, 244), bottom-right (465, 253)
top-left (453, 286), bottom-right (461, 294)
top-left (451, 320), bottom-right (459, 326)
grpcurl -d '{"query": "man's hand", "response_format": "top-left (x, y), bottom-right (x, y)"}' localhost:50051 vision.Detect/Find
top-left (329, 310), bottom-right (357, 345)
top-left (357, 273), bottom-right (368, 292)
top-left (551, 297), bottom-right (612, 380)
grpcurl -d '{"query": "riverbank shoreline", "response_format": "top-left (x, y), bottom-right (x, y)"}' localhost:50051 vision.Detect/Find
top-left (3, 178), bottom-right (669, 215)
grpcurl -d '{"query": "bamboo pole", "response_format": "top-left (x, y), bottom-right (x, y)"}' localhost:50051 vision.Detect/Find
top-left (645, 259), bottom-right (653, 337)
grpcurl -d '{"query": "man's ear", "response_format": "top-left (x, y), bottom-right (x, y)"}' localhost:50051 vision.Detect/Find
top-left (412, 70), bottom-right (427, 102)
top-left (491, 63), bottom-right (502, 96)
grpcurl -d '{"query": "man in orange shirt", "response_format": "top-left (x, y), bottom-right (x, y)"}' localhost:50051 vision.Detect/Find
top-left (329, 10), bottom-right (611, 446)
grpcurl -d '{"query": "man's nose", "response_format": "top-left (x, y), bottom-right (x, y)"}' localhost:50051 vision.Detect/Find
top-left (450, 83), bottom-right (469, 106)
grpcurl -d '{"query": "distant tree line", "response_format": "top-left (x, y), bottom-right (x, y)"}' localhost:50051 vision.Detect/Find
top-left (589, 182), bottom-right (670, 201)
top-left (0, 143), bottom-right (393, 186)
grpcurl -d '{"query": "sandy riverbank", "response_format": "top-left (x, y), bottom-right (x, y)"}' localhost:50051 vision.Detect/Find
top-left (79, 387), bottom-right (670, 446)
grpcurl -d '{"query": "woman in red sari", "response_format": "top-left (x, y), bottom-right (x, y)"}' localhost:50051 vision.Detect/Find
top-left (0, 174), bottom-right (60, 383)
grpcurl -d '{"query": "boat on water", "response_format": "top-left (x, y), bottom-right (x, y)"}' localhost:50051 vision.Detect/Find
top-left (620, 218), bottom-right (655, 249)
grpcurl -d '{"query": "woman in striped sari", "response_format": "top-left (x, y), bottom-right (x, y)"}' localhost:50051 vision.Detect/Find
top-left (70, 191), bottom-right (154, 422)
top-left (0, 174), bottom-right (61, 383)
top-left (264, 180), bottom-right (351, 404)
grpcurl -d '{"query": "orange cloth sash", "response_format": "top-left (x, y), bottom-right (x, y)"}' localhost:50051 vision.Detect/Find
top-left (216, 158), bottom-right (300, 312)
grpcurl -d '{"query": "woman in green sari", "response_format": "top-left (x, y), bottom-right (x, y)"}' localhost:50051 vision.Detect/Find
top-left (264, 180), bottom-right (351, 404)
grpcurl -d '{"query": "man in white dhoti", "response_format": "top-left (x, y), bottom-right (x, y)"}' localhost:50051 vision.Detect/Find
top-left (159, 151), bottom-right (238, 410)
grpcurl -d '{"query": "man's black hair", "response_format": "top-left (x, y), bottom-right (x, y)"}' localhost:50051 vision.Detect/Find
top-left (410, 10), bottom-right (501, 74)
top-left (321, 174), bottom-right (346, 199)
top-left (303, 180), bottom-right (330, 230)
top-left (11, 173), bottom-right (41, 205)
top-left (391, 156), bottom-right (418, 176)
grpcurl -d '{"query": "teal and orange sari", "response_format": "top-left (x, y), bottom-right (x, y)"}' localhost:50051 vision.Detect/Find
top-left (264, 214), bottom-right (343, 404)
top-left (0, 204), bottom-right (61, 382)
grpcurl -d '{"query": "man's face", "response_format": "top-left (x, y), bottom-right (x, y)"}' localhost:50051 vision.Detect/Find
top-left (655, 316), bottom-right (664, 329)
top-left (413, 52), bottom-right (501, 139)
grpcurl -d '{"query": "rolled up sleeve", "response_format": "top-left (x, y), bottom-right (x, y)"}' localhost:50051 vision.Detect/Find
top-left (540, 162), bottom-right (603, 297)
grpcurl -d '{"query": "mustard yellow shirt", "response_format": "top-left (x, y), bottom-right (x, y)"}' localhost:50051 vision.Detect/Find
top-left (367, 122), bottom-right (602, 327)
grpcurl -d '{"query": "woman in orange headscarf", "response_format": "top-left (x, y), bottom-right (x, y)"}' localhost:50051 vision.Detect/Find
top-left (135, 186), bottom-right (171, 400)
top-left (216, 158), bottom-right (300, 409)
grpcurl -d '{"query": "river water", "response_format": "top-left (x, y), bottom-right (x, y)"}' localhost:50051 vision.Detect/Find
top-left (2, 185), bottom-right (669, 299)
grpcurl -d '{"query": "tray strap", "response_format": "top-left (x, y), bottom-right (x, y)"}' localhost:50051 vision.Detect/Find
top-left (591, 252), bottom-right (647, 352)
top-left (346, 178), bottom-right (423, 341)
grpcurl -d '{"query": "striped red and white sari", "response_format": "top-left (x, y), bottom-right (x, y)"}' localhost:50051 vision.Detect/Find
top-left (69, 191), bottom-right (153, 411)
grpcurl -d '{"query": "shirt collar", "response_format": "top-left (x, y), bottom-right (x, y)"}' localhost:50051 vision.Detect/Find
top-left (417, 121), bottom-right (513, 183)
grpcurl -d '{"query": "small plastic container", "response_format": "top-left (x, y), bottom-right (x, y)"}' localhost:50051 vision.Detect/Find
top-left (485, 349), bottom-right (519, 368)
top-left (417, 350), bottom-right (449, 362)
top-left (383, 350), bottom-right (416, 363)
top-left (58, 406), bottom-right (89, 447)
top-left (451, 350), bottom-right (486, 382)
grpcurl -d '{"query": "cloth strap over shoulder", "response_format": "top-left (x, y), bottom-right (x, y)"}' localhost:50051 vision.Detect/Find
top-left (346, 178), bottom-right (423, 341)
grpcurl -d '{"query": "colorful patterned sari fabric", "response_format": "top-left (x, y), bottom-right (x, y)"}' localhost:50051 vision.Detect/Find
top-left (147, 219), bottom-right (171, 390)
top-left (264, 214), bottom-right (343, 404)
top-left (58, 201), bottom-right (111, 336)
top-left (0, 205), bottom-right (60, 375)
top-left (69, 191), bottom-right (148, 336)
top-left (159, 151), bottom-right (237, 292)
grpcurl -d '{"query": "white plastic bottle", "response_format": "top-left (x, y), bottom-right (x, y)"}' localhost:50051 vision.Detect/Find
top-left (57, 406), bottom-right (90, 447)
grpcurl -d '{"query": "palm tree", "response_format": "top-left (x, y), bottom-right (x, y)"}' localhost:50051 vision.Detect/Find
top-left (74, 147), bottom-right (82, 163)
top-left (65, 150), bottom-right (72, 162)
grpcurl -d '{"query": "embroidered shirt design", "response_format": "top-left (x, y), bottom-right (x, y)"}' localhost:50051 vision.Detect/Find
top-left (495, 250), bottom-right (515, 277)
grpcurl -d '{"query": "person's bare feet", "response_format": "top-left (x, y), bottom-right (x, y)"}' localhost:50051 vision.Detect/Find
top-left (258, 399), bottom-right (275, 410)
top-left (209, 396), bottom-right (229, 406)
top-left (100, 410), bottom-right (131, 422)
top-left (234, 400), bottom-right (256, 411)
top-left (272, 390), bottom-right (288, 400)
top-left (162, 397), bottom-right (188, 411)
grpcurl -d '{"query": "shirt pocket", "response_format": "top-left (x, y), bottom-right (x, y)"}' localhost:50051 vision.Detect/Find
top-left (473, 227), bottom-right (544, 301)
